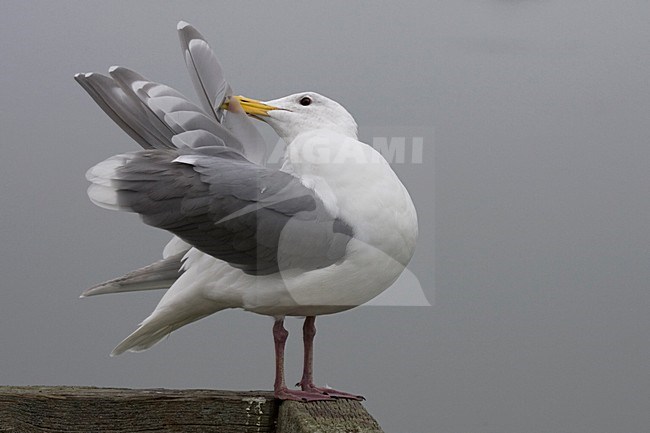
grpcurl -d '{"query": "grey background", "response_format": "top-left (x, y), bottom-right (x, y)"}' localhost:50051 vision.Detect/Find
top-left (1, 1), bottom-right (649, 432)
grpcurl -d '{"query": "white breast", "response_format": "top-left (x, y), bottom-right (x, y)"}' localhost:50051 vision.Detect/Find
top-left (284, 129), bottom-right (418, 264)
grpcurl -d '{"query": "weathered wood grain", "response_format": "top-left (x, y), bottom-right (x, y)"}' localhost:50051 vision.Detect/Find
top-left (0, 386), bottom-right (278, 433)
top-left (276, 399), bottom-right (384, 433)
top-left (0, 387), bottom-right (384, 433)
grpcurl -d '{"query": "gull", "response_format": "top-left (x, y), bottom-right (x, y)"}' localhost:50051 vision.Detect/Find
top-left (76, 22), bottom-right (417, 401)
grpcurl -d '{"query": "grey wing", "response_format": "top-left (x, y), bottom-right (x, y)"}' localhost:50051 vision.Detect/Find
top-left (86, 147), bottom-right (353, 275)
top-left (74, 72), bottom-right (174, 149)
top-left (108, 67), bottom-right (246, 153)
top-left (177, 21), bottom-right (230, 121)
top-left (177, 21), bottom-right (267, 165)
top-left (74, 68), bottom-right (230, 151)
top-left (75, 61), bottom-right (257, 158)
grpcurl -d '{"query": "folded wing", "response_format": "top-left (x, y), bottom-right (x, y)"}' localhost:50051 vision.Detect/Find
top-left (87, 146), bottom-right (353, 275)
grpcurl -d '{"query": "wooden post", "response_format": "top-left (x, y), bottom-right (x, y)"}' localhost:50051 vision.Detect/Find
top-left (276, 400), bottom-right (384, 433)
top-left (0, 386), bottom-right (384, 433)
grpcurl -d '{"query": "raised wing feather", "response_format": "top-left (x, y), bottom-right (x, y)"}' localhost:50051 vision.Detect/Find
top-left (222, 101), bottom-right (268, 165)
top-left (177, 21), bottom-right (267, 164)
top-left (177, 21), bottom-right (230, 121)
top-left (109, 66), bottom-right (246, 155)
top-left (74, 73), bottom-right (174, 149)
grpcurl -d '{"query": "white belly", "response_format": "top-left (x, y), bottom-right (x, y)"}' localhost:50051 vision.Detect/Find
top-left (241, 238), bottom-right (409, 316)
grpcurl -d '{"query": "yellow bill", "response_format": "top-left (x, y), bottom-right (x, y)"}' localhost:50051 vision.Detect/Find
top-left (221, 95), bottom-right (282, 117)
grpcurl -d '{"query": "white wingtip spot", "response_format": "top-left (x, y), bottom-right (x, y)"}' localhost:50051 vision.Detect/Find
top-left (85, 155), bottom-right (129, 184)
top-left (108, 65), bottom-right (119, 73)
top-left (177, 20), bottom-right (190, 30)
top-left (87, 185), bottom-right (122, 211)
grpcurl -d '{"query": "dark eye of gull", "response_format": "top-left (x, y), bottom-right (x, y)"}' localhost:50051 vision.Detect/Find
top-left (299, 96), bottom-right (312, 106)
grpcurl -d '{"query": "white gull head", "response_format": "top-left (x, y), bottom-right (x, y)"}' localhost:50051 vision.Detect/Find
top-left (232, 92), bottom-right (358, 144)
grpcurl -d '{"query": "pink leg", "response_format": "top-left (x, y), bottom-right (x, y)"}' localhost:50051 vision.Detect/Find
top-left (297, 316), bottom-right (364, 400)
top-left (272, 318), bottom-right (332, 402)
